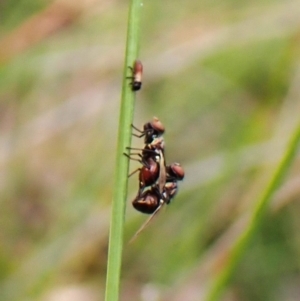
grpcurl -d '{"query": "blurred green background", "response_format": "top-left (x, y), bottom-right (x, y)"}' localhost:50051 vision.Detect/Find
top-left (1, 0), bottom-right (300, 300)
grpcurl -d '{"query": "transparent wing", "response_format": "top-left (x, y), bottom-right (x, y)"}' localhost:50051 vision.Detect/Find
top-left (158, 149), bottom-right (167, 194)
top-left (128, 202), bottom-right (165, 244)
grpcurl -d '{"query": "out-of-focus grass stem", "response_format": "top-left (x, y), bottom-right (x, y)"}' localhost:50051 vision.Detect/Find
top-left (205, 124), bottom-right (300, 301)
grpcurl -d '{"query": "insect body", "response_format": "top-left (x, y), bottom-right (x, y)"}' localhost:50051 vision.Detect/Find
top-left (129, 60), bottom-right (143, 91)
top-left (129, 175), bottom-right (183, 243)
top-left (138, 157), bottom-right (159, 191)
top-left (125, 117), bottom-right (185, 242)
top-left (131, 117), bottom-right (165, 144)
top-left (132, 180), bottom-right (178, 214)
top-left (132, 162), bottom-right (185, 214)
top-left (124, 137), bottom-right (165, 195)
top-left (132, 186), bottom-right (161, 214)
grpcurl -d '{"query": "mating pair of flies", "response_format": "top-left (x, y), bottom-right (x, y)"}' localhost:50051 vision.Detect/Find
top-left (124, 117), bottom-right (185, 240)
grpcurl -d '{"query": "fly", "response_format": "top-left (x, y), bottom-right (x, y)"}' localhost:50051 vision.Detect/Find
top-left (129, 163), bottom-right (185, 243)
top-left (131, 117), bottom-right (165, 144)
top-left (128, 59), bottom-right (143, 91)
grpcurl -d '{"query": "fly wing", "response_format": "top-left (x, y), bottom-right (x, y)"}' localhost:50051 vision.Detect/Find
top-left (158, 149), bottom-right (167, 194)
top-left (128, 202), bottom-right (165, 244)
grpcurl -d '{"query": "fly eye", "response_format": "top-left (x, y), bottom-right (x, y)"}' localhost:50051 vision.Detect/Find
top-left (169, 163), bottom-right (185, 180)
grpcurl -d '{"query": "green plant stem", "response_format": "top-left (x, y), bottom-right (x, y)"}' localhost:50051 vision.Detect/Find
top-left (205, 125), bottom-right (300, 301)
top-left (104, 1), bottom-right (142, 301)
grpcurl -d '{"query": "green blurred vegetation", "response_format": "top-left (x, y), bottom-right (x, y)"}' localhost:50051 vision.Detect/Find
top-left (1, 0), bottom-right (300, 300)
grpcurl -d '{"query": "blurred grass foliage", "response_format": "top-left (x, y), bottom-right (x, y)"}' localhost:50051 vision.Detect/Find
top-left (0, 0), bottom-right (47, 30)
top-left (1, 0), bottom-right (300, 300)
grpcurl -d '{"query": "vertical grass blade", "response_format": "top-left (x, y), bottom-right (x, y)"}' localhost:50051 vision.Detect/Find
top-left (104, 1), bottom-right (142, 301)
top-left (205, 124), bottom-right (300, 301)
